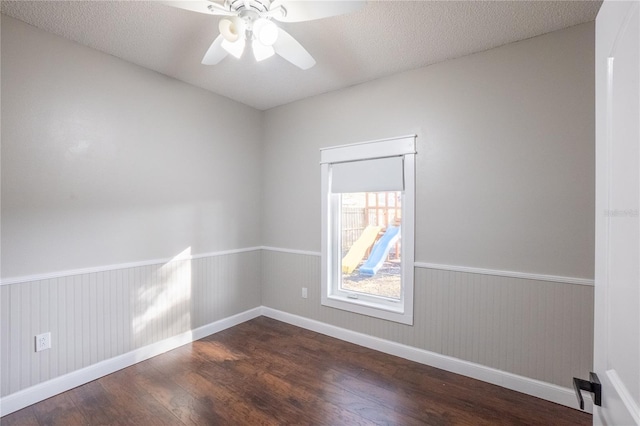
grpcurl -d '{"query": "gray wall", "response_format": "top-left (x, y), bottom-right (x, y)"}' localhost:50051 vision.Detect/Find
top-left (262, 22), bottom-right (595, 280)
top-left (1, 15), bottom-right (595, 399)
top-left (260, 23), bottom-right (595, 388)
top-left (1, 16), bottom-right (263, 279)
top-left (1, 16), bottom-right (263, 397)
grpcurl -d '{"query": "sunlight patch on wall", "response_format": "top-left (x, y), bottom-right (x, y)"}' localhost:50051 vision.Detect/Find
top-left (133, 247), bottom-right (193, 338)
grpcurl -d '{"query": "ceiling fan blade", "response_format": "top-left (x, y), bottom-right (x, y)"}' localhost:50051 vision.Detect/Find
top-left (273, 28), bottom-right (315, 70)
top-left (270, 0), bottom-right (365, 23)
top-left (161, 1), bottom-right (235, 16)
top-left (202, 34), bottom-right (229, 65)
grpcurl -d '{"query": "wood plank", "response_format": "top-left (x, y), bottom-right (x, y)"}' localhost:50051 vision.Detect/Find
top-left (68, 380), bottom-right (130, 425)
top-left (31, 392), bottom-right (86, 426)
top-left (123, 360), bottom-right (226, 425)
top-left (0, 406), bottom-right (40, 426)
top-left (97, 366), bottom-right (184, 425)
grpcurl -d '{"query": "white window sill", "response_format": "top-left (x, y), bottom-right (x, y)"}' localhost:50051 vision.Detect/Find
top-left (323, 294), bottom-right (413, 325)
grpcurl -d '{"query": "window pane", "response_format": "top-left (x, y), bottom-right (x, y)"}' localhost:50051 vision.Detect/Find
top-left (339, 191), bottom-right (402, 299)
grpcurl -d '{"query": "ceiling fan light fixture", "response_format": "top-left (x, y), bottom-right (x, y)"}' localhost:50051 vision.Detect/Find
top-left (253, 18), bottom-right (279, 46)
top-left (221, 38), bottom-right (246, 58)
top-left (168, 0), bottom-right (365, 70)
top-left (252, 39), bottom-right (275, 61)
top-left (219, 16), bottom-right (245, 42)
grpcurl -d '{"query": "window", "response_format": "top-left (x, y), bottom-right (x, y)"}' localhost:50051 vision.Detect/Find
top-left (320, 136), bottom-right (416, 325)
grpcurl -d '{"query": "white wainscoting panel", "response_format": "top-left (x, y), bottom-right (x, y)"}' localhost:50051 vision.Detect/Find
top-left (0, 250), bottom-right (261, 400)
top-left (261, 249), bottom-right (594, 390)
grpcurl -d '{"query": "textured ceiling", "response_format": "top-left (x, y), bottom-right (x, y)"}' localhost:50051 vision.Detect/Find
top-left (1, 0), bottom-right (602, 110)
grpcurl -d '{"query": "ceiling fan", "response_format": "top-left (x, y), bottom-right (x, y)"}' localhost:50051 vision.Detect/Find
top-left (163, 0), bottom-right (365, 70)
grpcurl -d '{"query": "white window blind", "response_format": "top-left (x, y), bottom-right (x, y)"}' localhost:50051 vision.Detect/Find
top-left (330, 156), bottom-right (404, 193)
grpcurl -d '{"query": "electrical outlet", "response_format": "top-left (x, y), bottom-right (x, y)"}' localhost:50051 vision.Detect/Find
top-left (301, 287), bottom-right (308, 299)
top-left (35, 332), bottom-right (51, 352)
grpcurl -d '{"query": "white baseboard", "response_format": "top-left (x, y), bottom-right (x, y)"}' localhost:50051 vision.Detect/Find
top-left (1, 306), bottom-right (592, 417)
top-left (0, 307), bottom-right (262, 417)
top-left (261, 307), bottom-right (593, 414)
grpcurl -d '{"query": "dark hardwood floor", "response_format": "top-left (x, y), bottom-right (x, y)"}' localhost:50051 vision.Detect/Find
top-left (2, 316), bottom-right (591, 425)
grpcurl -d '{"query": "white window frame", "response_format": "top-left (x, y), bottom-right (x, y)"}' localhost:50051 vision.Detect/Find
top-left (320, 135), bottom-right (416, 325)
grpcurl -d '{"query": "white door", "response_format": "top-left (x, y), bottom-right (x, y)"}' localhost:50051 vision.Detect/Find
top-left (594, 0), bottom-right (640, 425)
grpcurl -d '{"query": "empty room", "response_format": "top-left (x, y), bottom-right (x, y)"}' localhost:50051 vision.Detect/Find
top-left (1, 0), bottom-right (639, 424)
